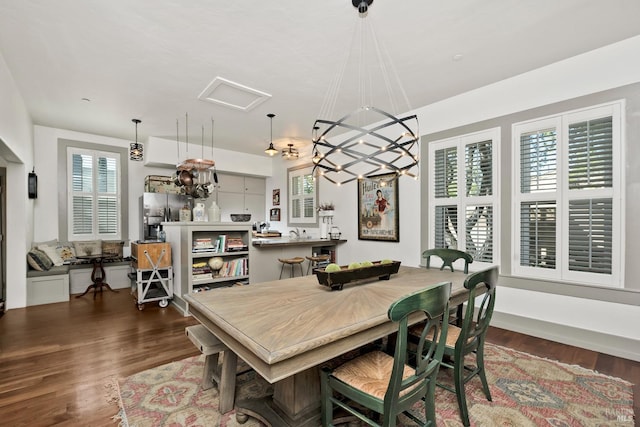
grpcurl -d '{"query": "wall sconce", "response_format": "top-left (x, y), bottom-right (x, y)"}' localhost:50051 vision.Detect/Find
top-left (28, 168), bottom-right (37, 199)
top-left (130, 118), bottom-right (144, 161)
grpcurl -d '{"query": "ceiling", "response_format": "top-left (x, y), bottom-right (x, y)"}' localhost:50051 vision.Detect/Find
top-left (1, 0), bottom-right (640, 157)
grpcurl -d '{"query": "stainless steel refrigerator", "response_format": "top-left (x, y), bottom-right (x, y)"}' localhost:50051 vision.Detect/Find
top-left (140, 192), bottom-right (193, 241)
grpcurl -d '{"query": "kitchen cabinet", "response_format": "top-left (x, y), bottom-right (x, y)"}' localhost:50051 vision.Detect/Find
top-left (163, 222), bottom-right (255, 316)
top-left (217, 174), bottom-right (266, 223)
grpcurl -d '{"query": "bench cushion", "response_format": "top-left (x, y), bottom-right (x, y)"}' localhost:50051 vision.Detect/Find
top-left (27, 265), bottom-right (70, 278)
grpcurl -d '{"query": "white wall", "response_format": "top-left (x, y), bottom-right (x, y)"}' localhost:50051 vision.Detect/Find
top-left (0, 52), bottom-right (33, 310)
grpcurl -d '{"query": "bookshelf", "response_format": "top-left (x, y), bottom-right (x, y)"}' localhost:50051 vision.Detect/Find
top-left (163, 222), bottom-right (254, 315)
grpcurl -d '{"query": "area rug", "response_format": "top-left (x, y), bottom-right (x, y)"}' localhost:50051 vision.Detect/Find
top-left (112, 344), bottom-right (634, 426)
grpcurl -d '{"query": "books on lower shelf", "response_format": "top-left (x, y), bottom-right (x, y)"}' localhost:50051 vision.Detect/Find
top-left (217, 258), bottom-right (248, 278)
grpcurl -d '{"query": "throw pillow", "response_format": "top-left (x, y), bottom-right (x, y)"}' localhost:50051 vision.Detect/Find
top-left (27, 248), bottom-right (54, 271)
top-left (73, 240), bottom-right (102, 257)
top-left (102, 240), bottom-right (124, 258)
top-left (38, 243), bottom-right (64, 266)
top-left (56, 243), bottom-right (77, 264)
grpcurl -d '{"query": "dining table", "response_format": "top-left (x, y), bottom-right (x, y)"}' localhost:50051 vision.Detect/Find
top-left (183, 265), bottom-right (476, 427)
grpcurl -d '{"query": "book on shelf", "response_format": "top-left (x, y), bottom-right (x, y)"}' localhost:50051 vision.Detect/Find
top-left (216, 235), bottom-right (227, 253)
top-left (218, 258), bottom-right (248, 277)
top-left (226, 235), bottom-right (247, 252)
top-left (193, 237), bottom-right (215, 252)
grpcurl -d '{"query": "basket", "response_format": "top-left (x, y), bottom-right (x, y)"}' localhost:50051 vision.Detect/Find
top-left (230, 214), bottom-right (252, 222)
top-left (315, 260), bottom-right (401, 291)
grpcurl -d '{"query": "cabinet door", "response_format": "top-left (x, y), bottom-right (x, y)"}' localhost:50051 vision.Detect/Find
top-left (245, 193), bottom-right (266, 222)
top-left (218, 192), bottom-right (245, 222)
top-left (217, 174), bottom-right (245, 193)
top-left (244, 177), bottom-right (265, 195)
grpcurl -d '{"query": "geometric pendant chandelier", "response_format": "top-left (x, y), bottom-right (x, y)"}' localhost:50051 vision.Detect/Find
top-left (311, 0), bottom-right (419, 186)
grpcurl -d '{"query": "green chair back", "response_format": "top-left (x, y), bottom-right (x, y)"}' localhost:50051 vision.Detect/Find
top-left (422, 248), bottom-right (473, 274)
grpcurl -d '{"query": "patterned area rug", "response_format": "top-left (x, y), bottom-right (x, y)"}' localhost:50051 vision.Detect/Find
top-left (112, 344), bottom-right (634, 426)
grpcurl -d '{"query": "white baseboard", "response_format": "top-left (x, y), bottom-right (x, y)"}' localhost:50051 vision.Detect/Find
top-left (491, 311), bottom-right (640, 362)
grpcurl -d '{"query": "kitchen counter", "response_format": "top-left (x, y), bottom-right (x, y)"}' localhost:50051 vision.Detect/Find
top-left (252, 237), bottom-right (347, 247)
top-left (251, 237), bottom-right (347, 283)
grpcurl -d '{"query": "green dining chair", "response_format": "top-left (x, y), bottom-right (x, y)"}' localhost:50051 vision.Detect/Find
top-left (422, 248), bottom-right (473, 274)
top-left (423, 248), bottom-right (474, 325)
top-left (419, 266), bottom-right (499, 427)
top-left (321, 281), bottom-right (451, 427)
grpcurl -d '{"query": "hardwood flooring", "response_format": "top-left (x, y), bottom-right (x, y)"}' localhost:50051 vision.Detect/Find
top-left (0, 290), bottom-right (637, 426)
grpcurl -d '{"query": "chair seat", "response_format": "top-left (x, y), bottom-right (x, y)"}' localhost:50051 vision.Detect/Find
top-left (412, 323), bottom-right (467, 348)
top-left (331, 351), bottom-right (417, 400)
top-left (306, 254), bottom-right (330, 262)
top-left (278, 257), bottom-right (305, 264)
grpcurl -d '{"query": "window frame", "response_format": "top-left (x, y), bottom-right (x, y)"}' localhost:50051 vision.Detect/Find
top-left (512, 101), bottom-right (624, 287)
top-left (428, 127), bottom-right (500, 271)
top-left (66, 146), bottom-right (122, 241)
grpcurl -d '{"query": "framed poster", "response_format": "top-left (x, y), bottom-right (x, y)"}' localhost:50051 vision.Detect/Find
top-left (357, 173), bottom-right (399, 241)
top-left (270, 208), bottom-right (281, 221)
top-left (272, 188), bottom-right (280, 206)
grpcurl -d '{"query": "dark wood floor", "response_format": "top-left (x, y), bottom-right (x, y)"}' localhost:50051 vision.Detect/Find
top-left (0, 290), bottom-right (637, 426)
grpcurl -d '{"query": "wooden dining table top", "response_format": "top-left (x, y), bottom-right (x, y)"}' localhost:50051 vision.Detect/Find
top-left (184, 265), bottom-right (471, 383)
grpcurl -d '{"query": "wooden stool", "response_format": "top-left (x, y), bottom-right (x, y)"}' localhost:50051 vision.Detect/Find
top-left (185, 325), bottom-right (238, 413)
top-left (306, 254), bottom-right (331, 275)
top-left (278, 257), bottom-right (305, 279)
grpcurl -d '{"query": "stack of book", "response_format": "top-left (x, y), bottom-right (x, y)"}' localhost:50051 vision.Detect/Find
top-left (193, 237), bottom-right (215, 253)
top-left (192, 261), bottom-right (212, 281)
top-left (226, 236), bottom-right (247, 252)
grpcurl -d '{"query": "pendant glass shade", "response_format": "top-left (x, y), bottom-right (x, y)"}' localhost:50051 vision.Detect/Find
top-left (282, 143), bottom-right (299, 160)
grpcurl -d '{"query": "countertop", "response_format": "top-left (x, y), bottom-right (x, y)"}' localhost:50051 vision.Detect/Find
top-left (252, 237), bottom-right (347, 247)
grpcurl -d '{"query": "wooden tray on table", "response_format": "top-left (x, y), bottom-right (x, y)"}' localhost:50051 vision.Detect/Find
top-left (315, 260), bottom-right (401, 291)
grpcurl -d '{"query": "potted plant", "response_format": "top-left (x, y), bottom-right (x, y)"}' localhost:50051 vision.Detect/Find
top-left (318, 202), bottom-right (335, 217)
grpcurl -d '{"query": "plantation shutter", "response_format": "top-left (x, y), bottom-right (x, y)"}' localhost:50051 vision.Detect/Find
top-left (568, 199), bottom-right (612, 274)
top-left (465, 140), bottom-right (492, 197)
top-left (568, 117), bottom-right (613, 190)
top-left (520, 201), bottom-right (556, 269)
top-left (520, 128), bottom-right (557, 193)
top-left (290, 175), bottom-right (302, 219)
top-left (434, 205), bottom-right (458, 249)
top-left (465, 205), bottom-right (493, 262)
top-left (302, 173), bottom-right (315, 218)
top-left (434, 147), bottom-right (457, 198)
top-left (71, 153), bottom-right (94, 235)
top-left (97, 156), bottom-right (118, 235)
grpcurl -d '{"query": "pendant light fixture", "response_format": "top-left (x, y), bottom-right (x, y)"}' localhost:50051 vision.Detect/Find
top-left (130, 119), bottom-right (143, 161)
top-left (311, 0), bottom-right (419, 185)
top-left (264, 113), bottom-right (278, 156)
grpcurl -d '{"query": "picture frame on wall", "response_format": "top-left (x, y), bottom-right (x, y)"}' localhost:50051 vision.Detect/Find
top-left (272, 189), bottom-right (280, 206)
top-left (357, 173), bottom-right (399, 242)
top-left (270, 208), bottom-right (281, 222)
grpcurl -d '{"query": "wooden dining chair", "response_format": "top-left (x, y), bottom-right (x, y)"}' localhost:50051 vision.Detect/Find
top-left (321, 281), bottom-right (451, 427)
top-left (422, 248), bottom-right (473, 274)
top-left (417, 266), bottom-right (499, 427)
top-left (423, 248), bottom-right (473, 326)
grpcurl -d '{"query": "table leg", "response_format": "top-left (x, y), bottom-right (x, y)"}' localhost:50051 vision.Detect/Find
top-left (75, 258), bottom-right (119, 298)
top-left (235, 366), bottom-right (321, 427)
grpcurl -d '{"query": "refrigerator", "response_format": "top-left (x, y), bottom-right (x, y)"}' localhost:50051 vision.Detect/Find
top-left (140, 192), bottom-right (193, 241)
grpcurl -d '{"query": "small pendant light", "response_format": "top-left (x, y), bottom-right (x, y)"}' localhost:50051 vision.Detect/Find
top-left (130, 119), bottom-right (143, 161)
top-left (264, 113), bottom-right (278, 156)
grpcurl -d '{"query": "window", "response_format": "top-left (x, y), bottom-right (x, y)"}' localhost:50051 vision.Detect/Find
top-left (67, 147), bottom-right (122, 240)
top-left (429, 128), bottom-right (499, 268)
top-left (287, 164), bottom-right (318, 226)
top-left (513, 102), bottom-right (623, 287)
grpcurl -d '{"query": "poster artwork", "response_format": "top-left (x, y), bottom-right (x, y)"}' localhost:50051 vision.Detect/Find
top-left (357, 174), bottom-right (399, 242)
